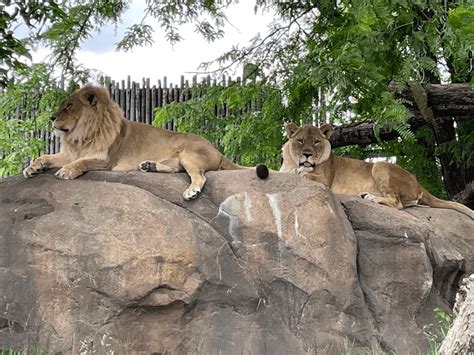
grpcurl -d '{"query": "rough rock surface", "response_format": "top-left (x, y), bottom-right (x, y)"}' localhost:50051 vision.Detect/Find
top-left (0, 170), bottom-right (473, 354)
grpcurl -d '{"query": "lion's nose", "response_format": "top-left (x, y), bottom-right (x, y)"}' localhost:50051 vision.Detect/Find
top-left (50, 115), bottom-right (56, 121)
top-left (303, 152), bottom-right (313, 159)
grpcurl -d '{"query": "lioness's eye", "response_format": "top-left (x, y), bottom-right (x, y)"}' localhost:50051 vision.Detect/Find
top-left (314, 140), bottom-right (320, 145)
top-left (297, 139), bottom-right (303, 145)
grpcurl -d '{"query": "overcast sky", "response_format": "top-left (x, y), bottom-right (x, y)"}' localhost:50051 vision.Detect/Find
top-left (34, 1), bottom-right (274, 85)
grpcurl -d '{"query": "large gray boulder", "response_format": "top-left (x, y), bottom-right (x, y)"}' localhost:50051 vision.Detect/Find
top-left (0, 170), bottom-right (472, 354)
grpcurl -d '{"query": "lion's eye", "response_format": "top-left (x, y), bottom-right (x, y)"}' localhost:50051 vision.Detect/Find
top-left (65, 103), bottom-right (72, 111)
top-left (297, 139), bottom-right (303, 145)
top-left (314, 140), bottom-right (320, 145)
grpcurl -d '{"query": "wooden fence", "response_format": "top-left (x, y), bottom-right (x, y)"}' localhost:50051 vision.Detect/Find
top-left (37, 74), bottom-right (245, 155)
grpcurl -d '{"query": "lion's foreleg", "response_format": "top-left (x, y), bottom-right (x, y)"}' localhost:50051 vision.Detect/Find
top-left (23, 153), bottom-right (70, 178)
top-left (182, 169), bottom-right (206, 200)
top-left (55, 158), bottom-right (108, 179)
top-left (359, 192), bottom-right (403, 209)
top-left (139, 159), bottom-right (181, 173)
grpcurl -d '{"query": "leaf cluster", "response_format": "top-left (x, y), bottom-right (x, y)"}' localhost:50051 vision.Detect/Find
top-left (0, 1), bottom-right (63, 86)
top-left (117, 0), bottom-right (227, 50)
top-left (0, 64), bottom-right (68, 177)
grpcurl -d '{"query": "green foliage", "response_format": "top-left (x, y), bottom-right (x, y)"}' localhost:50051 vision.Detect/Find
top-left (117, 0), bottom-right (227, 49)
top-left (154, 81), bottom-right (285, 169)
top-left (0, 64), bottom-right (68, 177)
top-left (0, 1), bottom-right (64, 86)
top-left (0, 344), bottom-right (48, 355)
top-left (423, 307), bottom-right (453, 355)
top-left (41, 1), bottom-right (128, 78)
top-left (448, 7), bottom-right (474, 45)
top-left (381, 127), bottom-right (446, 198)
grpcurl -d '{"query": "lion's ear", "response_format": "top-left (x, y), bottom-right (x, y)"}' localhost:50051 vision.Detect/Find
top-left (83, 91), bottom-right (98, 107)
top-left (320, 124), bottom-right (334, 139)
top-left (285, 122), bottom-right (300, 138)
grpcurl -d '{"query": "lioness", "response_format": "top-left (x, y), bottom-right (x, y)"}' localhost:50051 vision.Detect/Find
top-left (23, 85), bottom-right (268, 200)
top-left (280, 122), bottom-right (473, 218)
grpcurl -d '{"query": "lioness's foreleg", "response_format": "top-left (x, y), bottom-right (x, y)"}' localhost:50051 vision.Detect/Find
top-left (55, 158), bottom-right (108, 179)
top-left (23, 153), bottom-right (70, 178)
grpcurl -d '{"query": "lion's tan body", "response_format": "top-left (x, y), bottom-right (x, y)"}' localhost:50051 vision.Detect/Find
top-left (280, 123), bottom-right (474, 218)
top-left (23, 85), bottom-right (261, 200)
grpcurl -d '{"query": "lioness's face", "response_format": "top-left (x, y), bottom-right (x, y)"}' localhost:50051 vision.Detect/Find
top-left (286, 123), bottom-right (333, 171)
top-left (51, 89), bottom-right (97, 136)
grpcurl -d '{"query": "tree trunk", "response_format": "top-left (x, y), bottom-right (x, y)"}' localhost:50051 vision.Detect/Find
top-left (400, 84), bottom-right (474, 118)
top-left (329, 122), bottom-right (398, 148)
top-left (454, 182), bottom-right (474, 209)
top-left (330, 84), bottom-right (474, 148)
top-left (408, 84), bottom-right (474, 200)
top-left (439, 275), bottom-right (474, 355)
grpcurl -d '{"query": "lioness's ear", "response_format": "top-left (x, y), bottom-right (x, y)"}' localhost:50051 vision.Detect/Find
top-left (320, 124), bottom-right (334, 139)
top-left (285, 122), bottom-right (300, 138)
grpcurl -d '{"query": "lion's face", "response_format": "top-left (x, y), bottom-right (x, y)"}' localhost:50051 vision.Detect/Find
top-left (51, 88), bottom-right (99, 137)
top-left (285, 123), bottom-right (333, 172)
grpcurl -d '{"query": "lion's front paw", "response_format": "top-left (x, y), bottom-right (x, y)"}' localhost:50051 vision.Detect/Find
top-left (139, 160), bottom-right (157, 172)
top-left (359, 192), bottom-right (376, 202)
top-left (23, 165), bottom-right (39, 178)
top-left (23, 160), bottom-right (45, 178)
top-left (183, 186), bottom-right (201, 200)
top-left (55, 166), bottom-right (82, 180)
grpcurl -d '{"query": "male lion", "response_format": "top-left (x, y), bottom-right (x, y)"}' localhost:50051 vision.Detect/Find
top-left (23, 85), bottom-right (268, 200)
top-left (280, 122), bottom-right (473, 218)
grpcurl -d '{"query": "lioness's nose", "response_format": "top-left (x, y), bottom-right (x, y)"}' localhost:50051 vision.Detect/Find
top-left (50, 115), bottom-right (56, 121)
top-left (303, 152), bottom-right (312, 158)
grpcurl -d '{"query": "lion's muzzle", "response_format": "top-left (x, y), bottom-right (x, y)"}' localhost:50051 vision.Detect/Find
top-left (54, 126), bottom-right (70, 133)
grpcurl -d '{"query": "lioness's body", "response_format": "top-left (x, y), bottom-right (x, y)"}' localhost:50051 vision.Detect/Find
top-left (23, 85), bottom-right (263, 200)
top-left (280, 123), bottom-right (473, 218)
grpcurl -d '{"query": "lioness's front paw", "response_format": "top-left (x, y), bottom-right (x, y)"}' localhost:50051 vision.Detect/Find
top-left (291, 167), bottom-right (304, 175)
top-left (183, 186), bottom-right (201, 200)
top-left (55, 166), bottom-right (81, 180)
